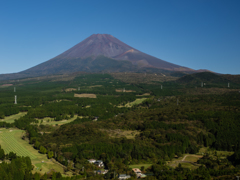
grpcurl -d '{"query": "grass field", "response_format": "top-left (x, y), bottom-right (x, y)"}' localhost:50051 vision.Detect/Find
top-left (180, 162), bottom-right (199, 170)
top-left (120, 98), bottom-right (147, 108)
top-left (184, 155), bottom-right (202, 162)
top-left (198, 147), bottom-right (234, 158)
top-left (129, 164), bottom-right (152, 169)
top-left (136, 93), bottom-right (151, 96)
top-left (1, 112), bottom-right (27, 123)
top-left (33, 115), bottom-right (80, 126)
top-left (0, 128), bottom-right (64, 175)
top-left (167, 154), bottom-right (202, 170)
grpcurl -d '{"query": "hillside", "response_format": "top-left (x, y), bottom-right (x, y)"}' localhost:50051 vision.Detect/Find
top-left (1, 73), bottom-right (240, 179)
top-left (176, 72), bottom-right (235, 87)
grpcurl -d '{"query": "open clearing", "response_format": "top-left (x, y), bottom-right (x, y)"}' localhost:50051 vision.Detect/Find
top-left (64, 88), bottom-right (76, 92)
top-left (136, 93), bottom-right (151, 96)
top-left (198, 147), bottom-right (234, 158)
top-left (167, 154), bottom-right (203, 170)
top-left (118, 98), bottom-right (147, 108)
top-left (74, 93), bottom-right (97, 98)
top-left (183, 155), bottom-right (202, 162)
top-left (0, 128), bottom-right (64, 175)
top-left (33, 115), bottom-right (80, 126)
top-left (129, 164), bottom-right (152, 170)
top-left (0, 84), bottom-right (13, 87)
top-left (101, 129), bottom-right (140, 139)
top-left (89, 85), bottom-right (102, 88)
top-left (1, 112), bottom-right (27, 123)
top-left (115, 89), bottom-right (136, 93)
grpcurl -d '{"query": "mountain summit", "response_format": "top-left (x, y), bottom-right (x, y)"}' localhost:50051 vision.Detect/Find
top-left (56, 34), bottom-right (133, 59)
top-left (1, 34), bottom-right (197, 80)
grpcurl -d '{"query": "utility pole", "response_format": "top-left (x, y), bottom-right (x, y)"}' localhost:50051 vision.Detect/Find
top-left (14, 95), bottom-right (17, 104)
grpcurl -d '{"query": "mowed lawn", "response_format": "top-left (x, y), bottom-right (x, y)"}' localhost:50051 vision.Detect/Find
top-left (0, 128), bottom-right (64, 175)
top-left (1, 112), bottom-right (27, 123)
top-left (0, 129), bottom-right (36, 158)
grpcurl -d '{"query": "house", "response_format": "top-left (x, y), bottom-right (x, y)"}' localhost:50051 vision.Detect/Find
top-left (132, 168), bottom-right (142, 178)
top-left (94, 160), bottom-right (104, 167)
top-left (88, 159), bottom-right (96, 164)
top-left (96, 169), bottom-right (108, 174)
top-left (118, 174), bottom-right (131, 180)
top-left (93, 116), bottom-right (99, 121)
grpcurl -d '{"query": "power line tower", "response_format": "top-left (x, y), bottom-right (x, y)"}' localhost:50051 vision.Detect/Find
top-left (161, 85), bottom-right (163, 90)
top-left (14, 87), bottom-right (16, 92)
top-left (14, 95), bottom-right (17, 104)
top-left (78, 87), bottom-right (80, 91)
top-left (228, 82), bottom-right (230, 88)
top-left (201, 82), bottom-right (203, 87)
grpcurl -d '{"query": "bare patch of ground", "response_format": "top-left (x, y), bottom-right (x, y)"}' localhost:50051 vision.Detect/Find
top-left (1, 84), bottom-right (13, 87)
top-left (74, 93), bottom-right (97, 98)
top-left (115, 89), bottom-right (136, 92)
top-left (64, 88), bottom-right (77, 92)
top-left (136, 93), bottom-right (151, 96)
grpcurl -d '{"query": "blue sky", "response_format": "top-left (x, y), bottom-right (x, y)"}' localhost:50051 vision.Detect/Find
top-left (0, 0), bottom-right (239, 74)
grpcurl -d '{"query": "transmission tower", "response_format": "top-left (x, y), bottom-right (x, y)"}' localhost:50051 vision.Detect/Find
top-left (14, 95), bottom-right (17, 104)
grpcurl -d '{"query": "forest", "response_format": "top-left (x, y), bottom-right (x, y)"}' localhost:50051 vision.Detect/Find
top-left (0, 72), bottom-right (240, 179)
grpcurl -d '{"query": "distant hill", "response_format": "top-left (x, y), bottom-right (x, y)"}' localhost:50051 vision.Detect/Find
top-left (0, 34), bottom-right (209, 81)
top-left (177, 72), bottom-right (232, 86)
top-left (222, 74), bottom-right (240, 84)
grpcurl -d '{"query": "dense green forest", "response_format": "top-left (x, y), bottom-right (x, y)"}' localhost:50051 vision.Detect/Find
top-left (0, 72), bottom-right (240, 179)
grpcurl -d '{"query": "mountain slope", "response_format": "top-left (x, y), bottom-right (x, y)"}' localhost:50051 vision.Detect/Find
top-left (0, 34), bottom-right (200, 80)
top-left (21, 34), bottom-right (193, 75)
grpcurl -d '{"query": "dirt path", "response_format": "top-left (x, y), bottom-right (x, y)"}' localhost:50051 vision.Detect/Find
top-left (182, 154), bottom-right (203, 161)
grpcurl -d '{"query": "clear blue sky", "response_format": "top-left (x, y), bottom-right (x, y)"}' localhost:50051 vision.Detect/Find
top-left (0, 0), bottom-right (239, 74)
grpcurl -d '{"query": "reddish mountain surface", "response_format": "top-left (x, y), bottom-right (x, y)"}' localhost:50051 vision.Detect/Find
top-left (0, 34), bottom-right (203, 80)
top-left (52, 34), bottom-right (192, 71)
